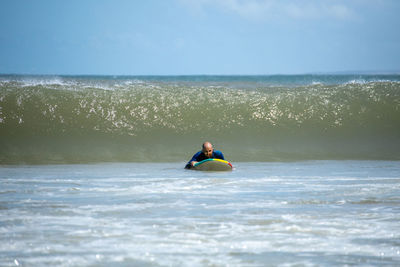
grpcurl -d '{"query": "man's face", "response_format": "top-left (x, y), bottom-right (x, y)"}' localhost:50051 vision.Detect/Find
top-left (202, 145), bottom-right (213, 158)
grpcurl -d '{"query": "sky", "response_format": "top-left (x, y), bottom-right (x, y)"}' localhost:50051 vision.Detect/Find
top-left (0, 0), bottom-right (399, 75)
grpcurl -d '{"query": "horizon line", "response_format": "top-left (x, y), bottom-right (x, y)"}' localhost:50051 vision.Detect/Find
top-left (1, 70), bottom-right (400, 77)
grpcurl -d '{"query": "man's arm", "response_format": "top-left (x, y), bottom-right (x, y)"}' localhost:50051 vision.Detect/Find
top-left (185, 151), bottom-right (202, 168)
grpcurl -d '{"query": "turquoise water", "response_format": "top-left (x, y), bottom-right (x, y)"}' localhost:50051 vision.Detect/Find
top-left (1, 74), bottom-right (400, 163)
top-left (1, 161), bottom-right (400, 266)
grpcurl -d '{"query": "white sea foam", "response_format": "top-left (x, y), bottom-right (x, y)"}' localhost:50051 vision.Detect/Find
top-left (19, 76), bottom-right (68, 87)
top-left (1, 161), bottom-right (400, 266)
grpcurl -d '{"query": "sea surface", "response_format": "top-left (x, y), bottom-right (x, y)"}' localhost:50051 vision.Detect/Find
top-left (1, 74), bottom-right (400, 266)
top-left (1, 161), bottom-right (400, 266)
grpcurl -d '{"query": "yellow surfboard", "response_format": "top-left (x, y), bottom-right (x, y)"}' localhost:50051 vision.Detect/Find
top-left (193, 159), bottom-right (233, 171)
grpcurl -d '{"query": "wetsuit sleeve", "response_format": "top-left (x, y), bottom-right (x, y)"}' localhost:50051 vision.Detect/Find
top-left (185, 151), bottom-right (202, 169)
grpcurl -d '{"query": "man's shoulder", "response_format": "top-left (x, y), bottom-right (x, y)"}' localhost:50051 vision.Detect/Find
top-left (192, 151), bottom-right (203, 160)
top-left (194, 151), bottom-right (202, 157)
top-left (214, 150), bottom-right (224, 156)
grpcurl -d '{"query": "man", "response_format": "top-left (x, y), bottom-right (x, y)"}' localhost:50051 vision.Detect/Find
top-left (185, 142), bottom-right (225, 169)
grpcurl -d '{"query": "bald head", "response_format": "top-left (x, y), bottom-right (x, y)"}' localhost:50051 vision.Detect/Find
top-left (202, 142), bottom-right (214, 158)
top-left (202, 142), bottom-right (212, 149)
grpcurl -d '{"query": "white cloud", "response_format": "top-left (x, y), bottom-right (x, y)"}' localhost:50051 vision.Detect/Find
top-left (179, 0), bottom-right (356, 21)
top-left (285, 2), bottom-right (354, 20)
top-left (329, 4), bottom-right (354, 19)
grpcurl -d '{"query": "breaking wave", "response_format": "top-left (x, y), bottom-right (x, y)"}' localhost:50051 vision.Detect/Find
top-left (1, 75), bottom-right (399, 163)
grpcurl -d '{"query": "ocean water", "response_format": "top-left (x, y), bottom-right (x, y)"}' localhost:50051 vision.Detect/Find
top-left (1, 74), bottom-right (400, 163)
top-left (1, 75), bottom-right (400, 266)
top-left (1, 161), bottom-right (400, 266)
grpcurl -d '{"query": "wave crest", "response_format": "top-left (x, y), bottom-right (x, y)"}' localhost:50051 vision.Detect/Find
top-left (1, 76), bottom-right (400, 163)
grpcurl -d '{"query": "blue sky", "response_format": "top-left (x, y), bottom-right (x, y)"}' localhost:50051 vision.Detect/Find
top-left (0, 0), bottom-right (399, 75)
